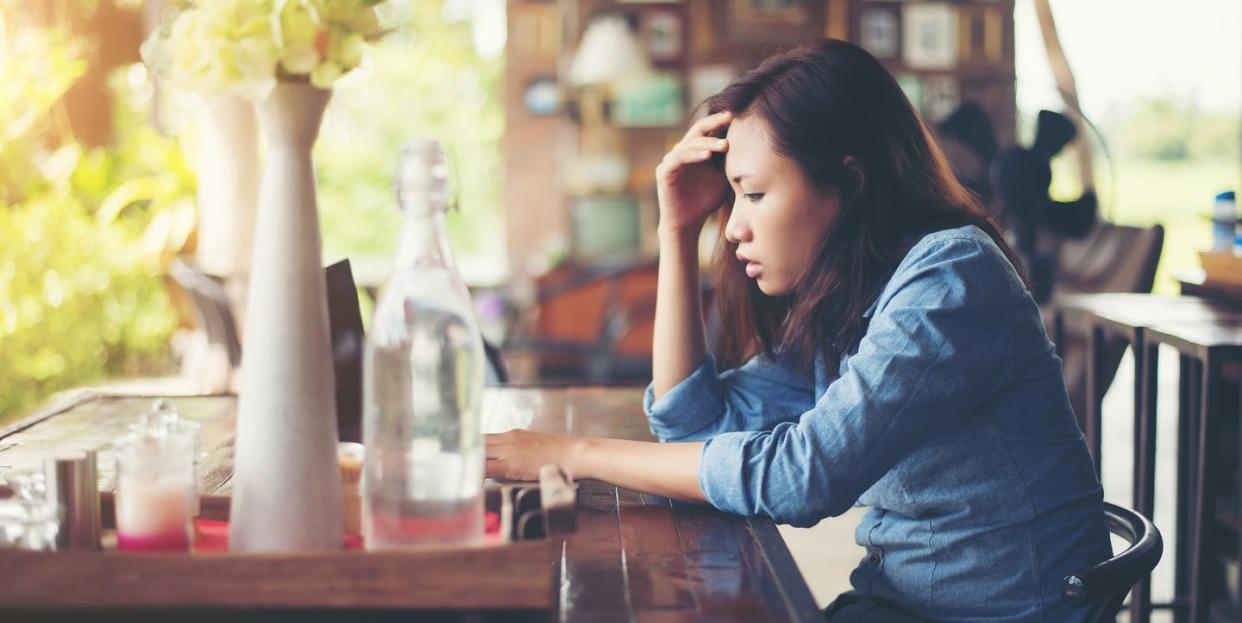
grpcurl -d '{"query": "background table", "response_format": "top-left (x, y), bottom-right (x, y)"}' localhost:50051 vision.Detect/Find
top-left (1051, 294), bottom-right (1242, 623)
top-left (0, 387), bottom-right (821, 623)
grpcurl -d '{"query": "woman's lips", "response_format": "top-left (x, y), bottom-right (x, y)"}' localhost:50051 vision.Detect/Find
top-left (736, 251), bottom-right (760, 278)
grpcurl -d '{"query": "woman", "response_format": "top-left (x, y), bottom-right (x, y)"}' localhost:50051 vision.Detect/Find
top-left (487, 39), bottom-right (1110, 622)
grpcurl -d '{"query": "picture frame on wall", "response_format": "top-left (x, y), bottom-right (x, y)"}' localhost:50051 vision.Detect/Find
top-left (640, 10), bottom-right (683, 62)
top-left (922, 75), bottom-right (961, 122)
top-left (510, 3), bottom-right (560, 62)
top-left (859, 7), bottom-right (900, 60)
top-left (895, 73), bottom-right (924, 114)
top-left (689, 64), bottom-right (738, 109)
top-left (612, 72), bottom-right (685, 128)
top-left (958, 5), bottom-right (1004, 64)
top-left (902, 3), bottom-right (958, 70)
top-left (718, 0), bottom-right (822, 43)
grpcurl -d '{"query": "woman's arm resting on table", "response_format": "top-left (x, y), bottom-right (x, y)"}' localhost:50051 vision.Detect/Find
top-left (486, 430), bottom-right (707, 504)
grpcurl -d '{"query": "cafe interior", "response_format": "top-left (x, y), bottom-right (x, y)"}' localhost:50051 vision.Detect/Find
top-left (0, 0), bottom-right (1239, 621)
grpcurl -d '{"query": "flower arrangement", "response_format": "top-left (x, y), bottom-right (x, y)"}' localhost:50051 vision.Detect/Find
top-left (141, 0), bottom-right (390, 99)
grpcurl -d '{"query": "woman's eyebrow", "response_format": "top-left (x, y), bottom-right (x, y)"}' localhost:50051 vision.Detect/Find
top-left (730, 173), bottom-right (752, 183)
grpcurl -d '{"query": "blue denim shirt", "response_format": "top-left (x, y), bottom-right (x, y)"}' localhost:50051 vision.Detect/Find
top-left (644, 225), bottom-right (1111, 622)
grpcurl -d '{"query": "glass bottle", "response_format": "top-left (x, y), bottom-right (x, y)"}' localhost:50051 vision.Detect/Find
top-left (362, 139), bottom-right (486, 549)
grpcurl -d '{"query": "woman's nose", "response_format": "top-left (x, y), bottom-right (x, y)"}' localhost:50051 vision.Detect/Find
top-left (724, 206), bottom-right (751, 244)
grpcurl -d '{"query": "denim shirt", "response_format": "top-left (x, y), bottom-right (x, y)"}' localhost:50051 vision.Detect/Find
top-left (643, 225), bottom-right (1111, 622)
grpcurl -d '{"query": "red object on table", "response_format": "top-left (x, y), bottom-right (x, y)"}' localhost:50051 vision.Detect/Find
top-left (117, 531), bottom-right (192, 553)
top-left (191, 511), bottom-right (501, 552)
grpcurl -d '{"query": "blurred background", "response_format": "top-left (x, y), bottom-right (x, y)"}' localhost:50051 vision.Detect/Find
top-left (0, 0), bottom-right (1237, 424)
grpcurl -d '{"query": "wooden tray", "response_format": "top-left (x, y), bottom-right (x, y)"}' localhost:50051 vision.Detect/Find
top-left (0, 467), bottom-right (576, 612)
top-left (1200, 251), bottom-right (1242, 288)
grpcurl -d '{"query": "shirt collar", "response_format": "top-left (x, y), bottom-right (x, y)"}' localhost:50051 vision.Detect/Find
top-left (862, 289), bottom-right (882, 319)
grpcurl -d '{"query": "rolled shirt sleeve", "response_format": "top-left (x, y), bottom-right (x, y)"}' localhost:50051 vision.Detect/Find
top-left (643, 352), bottom-right (816, 442)
top-left (699, 236), bottom-right (1024, 527)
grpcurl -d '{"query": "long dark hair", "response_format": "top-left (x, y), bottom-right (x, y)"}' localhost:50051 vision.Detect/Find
top-left (706, 39), bottom-right (1026, 373)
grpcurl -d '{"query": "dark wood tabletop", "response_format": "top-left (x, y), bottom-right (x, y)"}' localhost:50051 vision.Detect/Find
top-left (1053, 293), bottom-right (1242, 329)
top-left (0, 387), bottom-right (821, 623)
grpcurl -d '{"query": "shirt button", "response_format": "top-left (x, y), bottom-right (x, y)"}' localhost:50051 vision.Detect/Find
top-left (866, 547), bottom-right (882, 565)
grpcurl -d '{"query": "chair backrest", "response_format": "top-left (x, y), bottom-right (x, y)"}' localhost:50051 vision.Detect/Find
top-left (170, 257), bottom-right (504, 437)
top-left (1051, 222), bottom-right (1165, 423)
top-left (1061, 502), bottom-right (1163, 622)
top-left (483, 339), bottom-right (509, 385)
top-left (1054, 222), bottom-right (1165, 297)
top-left (325, 259), bottom-right (365, 443)
top-left (328, 260), bottom-right (508, 431)
top-left (168, 258), bottom-right (242, 367)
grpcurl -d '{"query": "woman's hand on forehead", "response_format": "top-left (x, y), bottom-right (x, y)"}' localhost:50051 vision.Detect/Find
top-left (654, 111), bottom-right (735, 234)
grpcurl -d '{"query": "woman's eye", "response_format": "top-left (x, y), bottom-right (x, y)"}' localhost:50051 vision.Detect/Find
top-left (743, 193), bottom-right (764, 203)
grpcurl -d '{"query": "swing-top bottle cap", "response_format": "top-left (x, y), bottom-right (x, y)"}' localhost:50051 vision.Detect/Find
top-left (396, 138), bottom-right (452, 215)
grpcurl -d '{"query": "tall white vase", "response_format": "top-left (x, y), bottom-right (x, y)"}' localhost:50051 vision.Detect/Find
top-left (195, 94), bottom-right (259, 286)
top-left (230, 83), bottom-right (343, 551)
top-left (192, 95), bottom-right (259, 391)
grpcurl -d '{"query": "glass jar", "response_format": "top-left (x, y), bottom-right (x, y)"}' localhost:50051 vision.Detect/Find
top-left (113, 427), bottom-right (195, 552)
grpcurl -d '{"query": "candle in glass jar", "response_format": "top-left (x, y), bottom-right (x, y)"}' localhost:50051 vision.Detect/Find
top-left (115, 472), bottom-right (193, 551)
top-left (113, 423), bottom-right (195, 553)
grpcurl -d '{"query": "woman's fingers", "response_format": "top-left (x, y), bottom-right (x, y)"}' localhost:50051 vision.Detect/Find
top-left (686, 110), bottom-right (733, 139)
top-left (485, 430), bottom-right (534, 480)
top-left (678, 136), bottom-right (728, 152)
top-left (660, 147), bottom-right (718, 175)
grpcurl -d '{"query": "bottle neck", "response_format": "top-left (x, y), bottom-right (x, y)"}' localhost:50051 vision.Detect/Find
top-left (396, 209), bottom-right (455, 270)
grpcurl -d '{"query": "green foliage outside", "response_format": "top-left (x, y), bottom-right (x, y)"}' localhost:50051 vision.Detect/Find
top-left (0, 22), bottom-right (190, 423)
top-left (1115, 98), bottom-right (1241, 162)
top-left (0, 0), bottom-right (506, 423)
top-left (1046, 96), bottom-right (1242, 296)
top-left (316, 0), bottom-right (505, 264)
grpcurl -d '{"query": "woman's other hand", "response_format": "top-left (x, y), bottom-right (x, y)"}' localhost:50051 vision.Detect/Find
top-left (486, 429), bottom-right (584, 481)
top-left (655, 110), bottom-right (733, 235)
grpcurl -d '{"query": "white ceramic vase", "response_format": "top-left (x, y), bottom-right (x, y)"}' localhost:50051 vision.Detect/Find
top-left (230, 83), bottom-right (343, 551)
top-left (191, 95), bottom-right (259, 390)
top-left (194, 94), bottom-right (259, 285)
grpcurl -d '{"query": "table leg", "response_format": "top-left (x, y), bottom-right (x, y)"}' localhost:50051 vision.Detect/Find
top-left (1131, 337), bottom-right (1156, 623)
top-left (1175, 354), bottom-right (1195, 623)
top-left (1190, 353), bottom-right (1219, 623)
top-left (1237, 377), bottom-right (1242, 623)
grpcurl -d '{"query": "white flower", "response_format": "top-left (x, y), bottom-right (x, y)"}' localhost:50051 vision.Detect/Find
top-left (309, 60), bottom-right (342, 89)
top-left (143, 0), bottom-right (390, 97)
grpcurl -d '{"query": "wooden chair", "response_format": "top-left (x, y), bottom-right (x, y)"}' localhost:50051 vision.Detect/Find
top-left (168, 258), bottom-right (242, 369)
top-left (1048, 222), bottom-right (1164, 423)
top-left (1061, 502), bottom-right (1164, 622)
top-left (172, 257), bottom-right (506, 442)
top-left (500, 257), bottom-right (705, 385)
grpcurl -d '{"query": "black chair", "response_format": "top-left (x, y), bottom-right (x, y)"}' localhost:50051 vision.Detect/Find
top-left (325, 259), bottom-right (510, 440)
top-left (1061, 502), bottom-right (1163, 622)
top-left (325, 259), bottom-right (366, 442)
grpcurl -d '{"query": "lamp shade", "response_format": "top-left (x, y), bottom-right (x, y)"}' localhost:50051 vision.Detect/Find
top-left (567, 15), bottom-right (652, 87)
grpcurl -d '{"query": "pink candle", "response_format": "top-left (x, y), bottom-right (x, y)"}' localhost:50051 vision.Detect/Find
top-left (115, 473), bottom-right (192, 552)
top-left (113, 423), bottom-right (195, 553)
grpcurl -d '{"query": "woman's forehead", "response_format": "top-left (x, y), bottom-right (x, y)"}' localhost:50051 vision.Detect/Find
top-left (725, 114), bottom-right (789, 180)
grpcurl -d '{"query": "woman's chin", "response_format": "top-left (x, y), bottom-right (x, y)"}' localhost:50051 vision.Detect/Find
top-left (754, 277), bottom-right (789, 297)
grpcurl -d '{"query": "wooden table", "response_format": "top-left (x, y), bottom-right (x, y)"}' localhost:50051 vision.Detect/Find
top-left (1142, 323), bottom-right (1242, 623)
top-left (1050, 294), bottom-right (1242, 623)
top-left (0, 387), bottom-right (821, 623)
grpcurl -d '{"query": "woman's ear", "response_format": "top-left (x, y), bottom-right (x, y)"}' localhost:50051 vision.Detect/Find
top-left (842, 156), bottom-right (866, 196)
